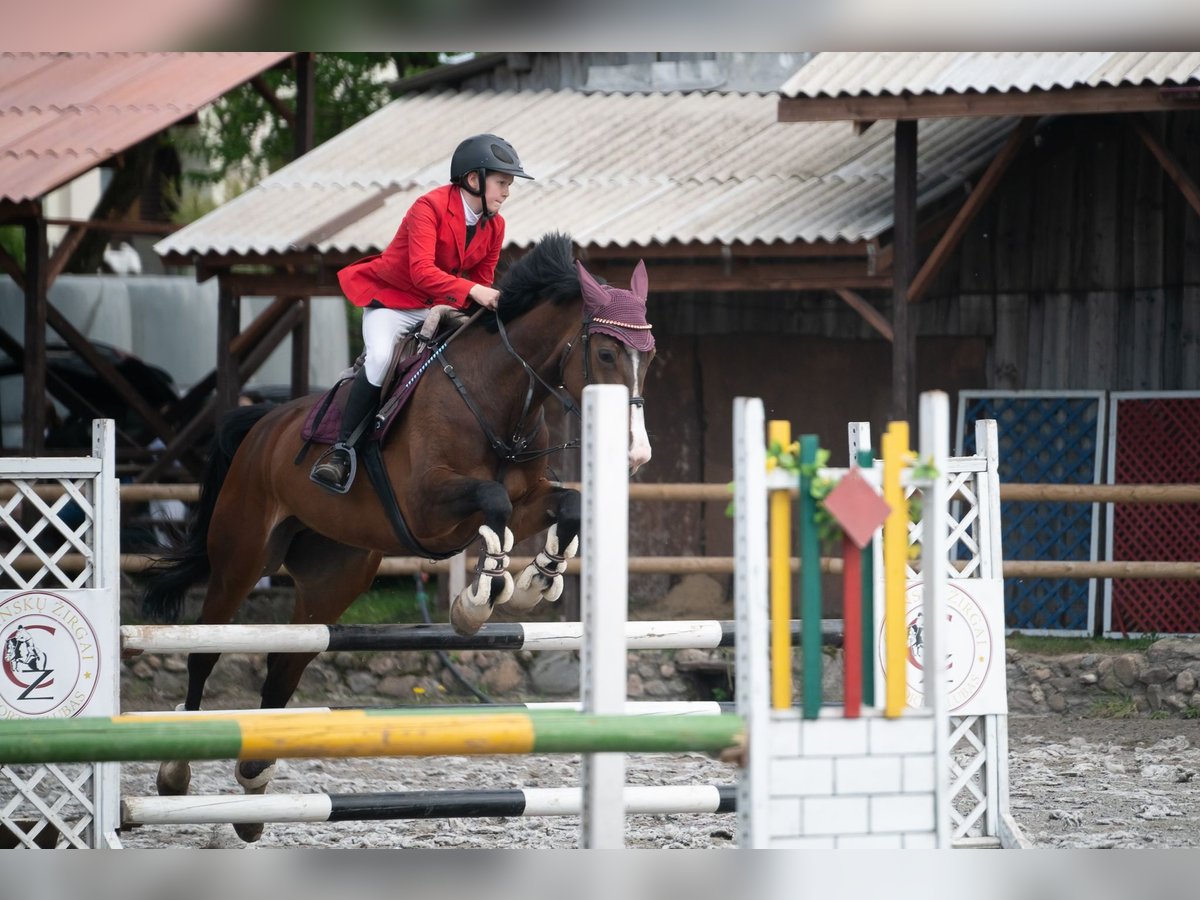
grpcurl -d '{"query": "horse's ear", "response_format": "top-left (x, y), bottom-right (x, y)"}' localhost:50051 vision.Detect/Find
top-left (630, 260), bottom-right (648, 299)
top-left (575, 260), bottom-right (608, 307)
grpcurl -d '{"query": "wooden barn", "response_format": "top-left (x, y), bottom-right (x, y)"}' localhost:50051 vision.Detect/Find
top-left (154, 52), bottom-right (1200, 617)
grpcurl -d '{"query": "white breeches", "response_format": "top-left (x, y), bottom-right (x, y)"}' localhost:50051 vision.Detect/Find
top-left (361, 306), bottom-right (427, 386)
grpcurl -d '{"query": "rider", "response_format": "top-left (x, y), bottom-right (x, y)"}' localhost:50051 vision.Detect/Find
top-left (311, 134), bottom-right (534, 494)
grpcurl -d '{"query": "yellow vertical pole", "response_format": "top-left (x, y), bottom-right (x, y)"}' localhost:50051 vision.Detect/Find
top-left (881, 422), bottom-right (910, 718)
top-left (768, 420), bottom-right (793, 710)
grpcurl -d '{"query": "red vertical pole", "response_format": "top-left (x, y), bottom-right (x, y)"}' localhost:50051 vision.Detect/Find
top-left (843, 537), bottom-right (862, 718)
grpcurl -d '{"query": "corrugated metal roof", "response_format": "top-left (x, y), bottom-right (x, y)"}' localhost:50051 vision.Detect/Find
top-left (0, 52), bottom-right (292, 203)
top-left (157, 88), bottom-right (1020, 258)
top-left (781, 52), bottom-right (1200, 99)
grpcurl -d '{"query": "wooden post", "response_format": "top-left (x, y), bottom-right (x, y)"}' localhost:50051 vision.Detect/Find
top-left (22, 213), bottom-right (47, 456)
top-left (290, 297), bottom-right (310, 398)
top-left (891, 120), bottom-right (918, 423)
top-left (216, 279), bottom-right (240, 416)
top-left (294, 53), bottom-right (316, 160)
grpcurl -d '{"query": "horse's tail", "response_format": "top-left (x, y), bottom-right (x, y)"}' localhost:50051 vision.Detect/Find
top-left (140, 404), bottom-right (273, 623)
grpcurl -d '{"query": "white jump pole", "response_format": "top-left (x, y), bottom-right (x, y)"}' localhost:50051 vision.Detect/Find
top-left (580, 384), bottom-right (630, 848)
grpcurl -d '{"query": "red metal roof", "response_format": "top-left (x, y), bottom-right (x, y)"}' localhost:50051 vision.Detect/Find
top-left (0, 52), bottom-right (293, 204)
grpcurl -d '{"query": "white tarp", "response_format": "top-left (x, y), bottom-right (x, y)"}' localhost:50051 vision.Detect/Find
top-left (0, 274), bottom-right (349, 445)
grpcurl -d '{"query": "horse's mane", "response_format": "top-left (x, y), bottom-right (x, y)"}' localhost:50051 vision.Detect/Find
top-left (485, 232), bottom-right (581, 330)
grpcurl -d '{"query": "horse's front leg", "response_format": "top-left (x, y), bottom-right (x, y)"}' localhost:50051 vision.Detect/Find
top-left (505, 485), bottom-right (580, 613)
top-left (432, 478), bottom-right (515, 636)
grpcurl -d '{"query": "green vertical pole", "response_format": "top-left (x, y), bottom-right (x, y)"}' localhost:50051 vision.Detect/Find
top-left (799, 435), bottom-right (822, 719)
top-left (857, 448), bottom-right (876, 708)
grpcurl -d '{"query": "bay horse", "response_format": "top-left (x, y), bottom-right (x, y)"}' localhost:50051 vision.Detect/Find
top-left (138, 232), bottom-right (655, 841)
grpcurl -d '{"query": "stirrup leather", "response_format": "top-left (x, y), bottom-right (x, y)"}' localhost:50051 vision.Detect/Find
top-left (310, 443), bottom-right (358, 495)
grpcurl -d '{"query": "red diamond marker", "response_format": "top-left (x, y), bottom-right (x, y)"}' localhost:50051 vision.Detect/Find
top-left (823, 467), bottom-right (891, 549)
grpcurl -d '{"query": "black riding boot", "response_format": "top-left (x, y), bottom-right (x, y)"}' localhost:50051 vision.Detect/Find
top-left (311, 370), bottom-right (381, 494)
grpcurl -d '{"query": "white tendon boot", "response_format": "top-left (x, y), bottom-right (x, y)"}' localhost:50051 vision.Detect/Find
top-left (450, 525), bottom-right (514, 635)
top-left (507, 524), bottom-right (579, 612)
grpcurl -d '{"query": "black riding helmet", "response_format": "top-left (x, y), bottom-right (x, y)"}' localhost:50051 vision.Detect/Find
top-left (450, 134), bottom-right (533, 216)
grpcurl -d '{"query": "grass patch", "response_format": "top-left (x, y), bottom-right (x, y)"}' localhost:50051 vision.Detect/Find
top-left (1006, 633), bottom-right (1159, 655)
top-left (1087, 694), bottom-right (1139, 718)
top-left (339, 578), bottom-right (432, 625)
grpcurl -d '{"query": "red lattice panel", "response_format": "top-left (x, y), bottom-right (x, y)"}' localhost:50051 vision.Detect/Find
top-left (1110, 397), bottom-right (1200, 634)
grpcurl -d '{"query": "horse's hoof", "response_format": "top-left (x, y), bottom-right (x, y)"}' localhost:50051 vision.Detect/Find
top-left (156, 761), bottom-right (191, 796)
top-left (450, 594), bottom-right (491, 636)
top-left (505, 568), bottom-right (555, 612)
top-left (233, 822), bottom-right (265, 843)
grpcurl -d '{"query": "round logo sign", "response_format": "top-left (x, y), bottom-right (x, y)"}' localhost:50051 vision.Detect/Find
top-left (878, 581), bottom-right (995, 712)
top-left (0, 590), bottom-right (101, 718)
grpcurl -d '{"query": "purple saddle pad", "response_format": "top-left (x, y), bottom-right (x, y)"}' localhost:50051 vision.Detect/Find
top-left (301, 346), bottom-right (436, 445)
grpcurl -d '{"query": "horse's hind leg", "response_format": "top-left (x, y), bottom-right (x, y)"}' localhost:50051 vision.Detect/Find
top-left (156, 503), bottom-right (283, 798)
top-left (232, 531), bottom-right (382, 843)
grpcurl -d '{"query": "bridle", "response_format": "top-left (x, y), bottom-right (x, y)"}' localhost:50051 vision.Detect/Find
top-left (439, 310), bottom-right (647, 465)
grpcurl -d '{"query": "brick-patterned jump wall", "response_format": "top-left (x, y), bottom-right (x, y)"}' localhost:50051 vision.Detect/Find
top-left (766, 708), bottom-right (939, 849)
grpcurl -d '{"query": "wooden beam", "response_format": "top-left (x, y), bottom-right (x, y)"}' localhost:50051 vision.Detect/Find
top-left (137, 302), bottom-right (305, 483)
top-left (163, 295), bottom-right (299, 426)
top-left (22, 216), bottom-right (48, 455)
top-left (251, 74), bottom-right (295, 127)
top-left (290, 297), bottom-right (311, 398)
top-left (294, 52), bottom-right (315, 159)
top-left (0, 200), bottom-right (40, 223)
top-left (778, 84), bottom-right (1200, 123)
top-left (578, 240), bottom-right (874, 261)
top-left (618, 260), bottom-right (891, 293)
top-left (222, 272), bottom-right (342, 296)
top-left (872, 204), bottom-right (961, 274)
top-left (834, 289), bottom-right (893, 341)
top-left (42, 218), bottom-right (177, 235)
top-left (907, 117), bottom-right (1037, 303)
top-left (46, 224), bottom-right (88, 288)
top-left (891, 120), bottom-right (917, 424)
top-left (215, 281), bottom-right (240, 416)
top-left (43, 304), bottom-right (203, 474)
top-left (1127, 113), bottom-right (1200, 220)
top-left (0, 327), bottom-right (144, 449)
top-left (162, 250), bottom-right (359, 271)
top-left (0, 242), bottom-right (25, 290)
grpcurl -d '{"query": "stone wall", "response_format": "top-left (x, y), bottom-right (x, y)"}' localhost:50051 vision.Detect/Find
top-left (121, 638), bottom-right (1200, 717)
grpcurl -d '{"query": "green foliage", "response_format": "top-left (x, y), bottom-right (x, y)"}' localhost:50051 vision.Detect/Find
top-left (1007, 634), bottom-right (1158, 655)
top-left (189, 53), bottom-right (439, 186)
top-left (338, 580), bottom-right (427, 624)
top-left (1088, 694), bottom-right (1138, 718)
top-left (0, 226), bottom-right (23, 268)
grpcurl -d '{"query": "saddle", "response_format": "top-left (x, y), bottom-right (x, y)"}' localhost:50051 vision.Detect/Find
top-left (299, 305), bottom-right (469, 446)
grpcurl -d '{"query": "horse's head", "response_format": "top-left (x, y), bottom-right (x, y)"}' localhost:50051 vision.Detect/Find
top-left (571, 259), bottom-right (656, 473)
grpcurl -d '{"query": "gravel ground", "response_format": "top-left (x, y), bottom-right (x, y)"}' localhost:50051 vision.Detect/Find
top-left (115, 714), bottom-right (1200, 850)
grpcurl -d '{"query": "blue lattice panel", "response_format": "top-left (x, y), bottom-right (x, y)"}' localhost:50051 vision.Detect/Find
top-left (958, 392), bottom-right (1104, 634)
top-left (1105, 393), bottom-right (1200, 637)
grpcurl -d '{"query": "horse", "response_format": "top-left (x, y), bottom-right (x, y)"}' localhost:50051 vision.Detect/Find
top-left (137, 232), bottom-right (655, 842)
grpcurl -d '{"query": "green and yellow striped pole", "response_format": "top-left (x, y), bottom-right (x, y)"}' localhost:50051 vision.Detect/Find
top-left (0, 710), bottom-right (746, 765)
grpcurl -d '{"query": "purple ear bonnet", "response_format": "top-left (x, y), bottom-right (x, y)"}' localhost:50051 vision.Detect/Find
top-left (574, 260), bottom-right (655, 352)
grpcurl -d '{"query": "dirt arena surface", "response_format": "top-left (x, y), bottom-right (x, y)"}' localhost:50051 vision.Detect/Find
top-left (115, 713), bottom-right (1200, 849)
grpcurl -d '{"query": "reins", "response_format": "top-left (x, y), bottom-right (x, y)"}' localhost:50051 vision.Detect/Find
top-left (439, 309), bottom-right (583, 465)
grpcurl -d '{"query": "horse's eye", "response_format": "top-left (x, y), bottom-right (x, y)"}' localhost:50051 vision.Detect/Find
top-left (598, 348), bottom-right (617, 365)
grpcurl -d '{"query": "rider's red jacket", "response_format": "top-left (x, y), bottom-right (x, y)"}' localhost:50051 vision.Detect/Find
top-left (337, 184), bottom-right (504, 311)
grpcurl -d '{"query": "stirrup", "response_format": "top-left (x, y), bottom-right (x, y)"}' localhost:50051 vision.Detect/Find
top-left (310, 443), bottom-right (357, 495)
